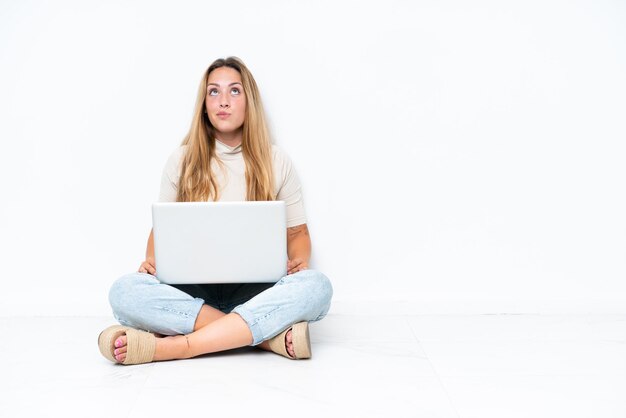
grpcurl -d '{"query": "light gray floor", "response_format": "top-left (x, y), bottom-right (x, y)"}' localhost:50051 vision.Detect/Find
top-left (1, 314), bottom-right (625, 418)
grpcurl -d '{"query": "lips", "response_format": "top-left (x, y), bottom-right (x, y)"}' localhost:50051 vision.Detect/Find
top-left (217, 112), bottom-right (230, 116)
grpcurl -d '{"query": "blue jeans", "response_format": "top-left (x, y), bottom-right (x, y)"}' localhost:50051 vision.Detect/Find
top-left (108, 269), bottom-right (333, 346)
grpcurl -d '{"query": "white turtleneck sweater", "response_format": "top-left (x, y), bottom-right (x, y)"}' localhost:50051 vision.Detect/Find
top-left (158, 139), bottom-right (307, 228)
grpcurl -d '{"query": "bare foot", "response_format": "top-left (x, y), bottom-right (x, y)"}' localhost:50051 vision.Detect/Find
top-left (113, 333), bottom-right (191, 363)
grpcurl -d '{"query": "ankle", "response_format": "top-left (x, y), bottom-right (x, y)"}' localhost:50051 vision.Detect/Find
top-left (177, 334), bottom-right (194, 359)
top-left (183, 335), bottom-right (192, 358)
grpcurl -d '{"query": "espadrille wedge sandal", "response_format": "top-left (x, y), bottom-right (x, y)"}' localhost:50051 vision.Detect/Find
top-left (98, 325), bottom-right (156, 365)
top-left (267, 322), bottom-right (311, 360)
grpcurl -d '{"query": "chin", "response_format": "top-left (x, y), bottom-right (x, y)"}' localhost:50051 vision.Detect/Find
top-left (220, 124), bottom-right (243, 132)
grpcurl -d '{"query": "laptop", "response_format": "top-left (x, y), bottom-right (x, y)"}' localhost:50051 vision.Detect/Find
top-left (152, 201), bottom-right (287, 284)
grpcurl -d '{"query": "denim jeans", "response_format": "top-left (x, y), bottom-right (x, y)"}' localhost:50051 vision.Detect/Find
top-left (108, 269), bottom-right (333, 346)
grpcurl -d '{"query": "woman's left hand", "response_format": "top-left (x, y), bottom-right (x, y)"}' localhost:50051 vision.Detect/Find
top-left (287, 258), bottom-right (308, 275)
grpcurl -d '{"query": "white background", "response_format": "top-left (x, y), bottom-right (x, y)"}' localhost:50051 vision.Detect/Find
top-left (0, 0), bottom-right (624, 316)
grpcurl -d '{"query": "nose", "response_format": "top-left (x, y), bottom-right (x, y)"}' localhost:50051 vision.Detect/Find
top-left (219, 96), bottom-right (230, 108)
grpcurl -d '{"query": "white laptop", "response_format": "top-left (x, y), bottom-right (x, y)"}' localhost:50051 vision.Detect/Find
top-left (152, 201), bottom-right (287, 284)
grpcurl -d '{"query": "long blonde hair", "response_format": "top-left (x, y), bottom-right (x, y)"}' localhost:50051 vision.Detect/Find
top-left (176, 57), bottom-right (275, 202)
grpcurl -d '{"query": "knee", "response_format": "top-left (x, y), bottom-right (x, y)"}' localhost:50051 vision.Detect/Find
top-left (109, 272), bottom-right (156, 316)
top-left (299, 269), bottom-right (334, 307)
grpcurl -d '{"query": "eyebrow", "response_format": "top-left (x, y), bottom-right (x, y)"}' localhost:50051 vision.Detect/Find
top-left (207, 82), bottom-right (242, 87)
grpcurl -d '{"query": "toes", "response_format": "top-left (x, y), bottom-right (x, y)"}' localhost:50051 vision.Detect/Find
top-left (113, 335), bottom-right (128, 363)
top-left (284, 329), bottom-right (295, 358)
top-left (114, 335), bottom-right (127, 349)
top-left (114, 345), bottom-right (127, 355)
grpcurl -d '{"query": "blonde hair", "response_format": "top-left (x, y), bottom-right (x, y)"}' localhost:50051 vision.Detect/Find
top-left (176, 57), bottom-right (275, 202)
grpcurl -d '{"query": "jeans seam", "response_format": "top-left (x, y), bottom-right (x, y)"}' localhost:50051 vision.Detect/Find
top-left (251, 305), bottom-right (281, 327)
top-left (156, 306), bottom-right (197, 318)
top-left (232, 304), bottom-right (282, 346)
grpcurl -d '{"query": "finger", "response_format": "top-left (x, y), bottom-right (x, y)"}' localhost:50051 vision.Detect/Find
top-left (148, 265), bottom-right (156, 275)
top-left (296, 265), bottom-right (308, 273)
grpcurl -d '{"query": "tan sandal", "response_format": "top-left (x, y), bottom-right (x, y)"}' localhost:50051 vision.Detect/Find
top-left (98, 325), bottom-right (156, 365)
top-left (267, 322), bottom-right (311, 360)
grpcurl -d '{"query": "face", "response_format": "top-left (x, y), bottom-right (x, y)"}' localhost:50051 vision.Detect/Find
top-left (205, 67), bottom-right (246, 139)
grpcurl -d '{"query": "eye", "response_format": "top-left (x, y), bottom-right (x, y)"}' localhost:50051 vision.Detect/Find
top-left (208, 89), bottom-right (218, 96)
top-left (231, 87), bottom-right (241, 95)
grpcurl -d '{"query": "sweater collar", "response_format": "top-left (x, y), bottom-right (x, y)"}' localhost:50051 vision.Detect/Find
top-left (215, 139), bottom-right (242, 159)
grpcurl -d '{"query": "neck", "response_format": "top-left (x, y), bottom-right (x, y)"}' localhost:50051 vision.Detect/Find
top-left (215, 129), bottom-right (243, 148)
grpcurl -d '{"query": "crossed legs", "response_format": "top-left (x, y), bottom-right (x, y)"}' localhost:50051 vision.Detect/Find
top-left (111, 304), bottom-right (296, 363)
top-left (108, 270), bottom-right (333, 363)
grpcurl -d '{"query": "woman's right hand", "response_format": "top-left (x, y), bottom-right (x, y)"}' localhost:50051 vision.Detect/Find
top-left (138, 257), bottom-right (156, 275)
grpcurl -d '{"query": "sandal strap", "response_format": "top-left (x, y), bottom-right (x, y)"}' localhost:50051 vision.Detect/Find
top-left (98, 325), bottom-right (156, 365)
top-left (123, 328), bottom-right (157, 365)
top-left (266, 322), bottom-right (312, 360)
top-left (290, 322), bottom-right (312, 359)
top-left (267, 328), bottom-right (291, 359)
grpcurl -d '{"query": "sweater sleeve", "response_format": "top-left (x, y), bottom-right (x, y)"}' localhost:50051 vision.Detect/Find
top-left (158, 147), bottom-right (185, 202)
top-left (273, 146), bottom-right (307, 228)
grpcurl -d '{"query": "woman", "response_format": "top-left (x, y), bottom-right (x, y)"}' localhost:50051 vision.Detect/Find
top-left (98, 56), bottom-right (333, 365)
